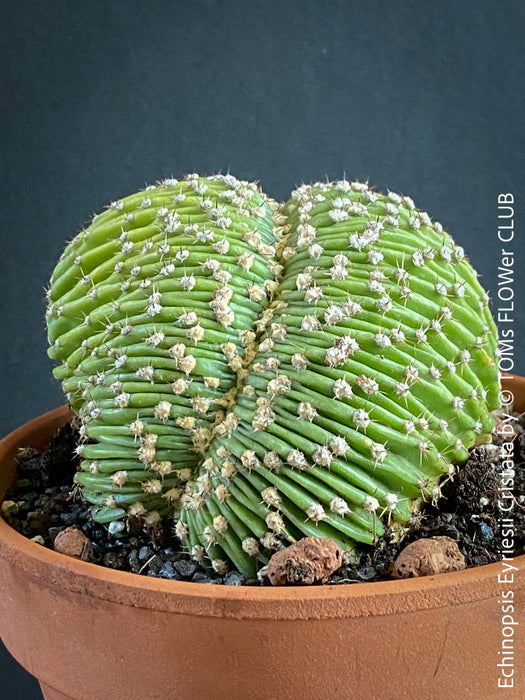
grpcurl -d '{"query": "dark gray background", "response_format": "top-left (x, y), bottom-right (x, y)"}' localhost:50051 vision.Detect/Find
top-left (1, 1), bottom-right (523, 696)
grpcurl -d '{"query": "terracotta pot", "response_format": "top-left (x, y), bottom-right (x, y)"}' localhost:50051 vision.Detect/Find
top-left (0, 380), bottom-right (524, 700)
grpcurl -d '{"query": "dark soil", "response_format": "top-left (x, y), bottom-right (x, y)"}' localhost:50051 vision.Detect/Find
top-left (2, 414), bottom-right (524, 585)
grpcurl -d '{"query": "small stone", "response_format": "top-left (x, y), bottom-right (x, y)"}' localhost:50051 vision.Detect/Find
top-left (158, 561), bottom-right (183, 580)
top-left (253, 579), bottom-right (267, 589)
top-left (31, 535), bottom-right (45, 545)
top-left (53, 526), bottom-right (93, 561)
top-left (13, 501), bottom-right (30, 518)
top-left (472, 553), bottom-right (491, 567)
top-left (160, 547), bottom-right (177, 560)
top-left (60, 506), bottom-right (83, 526)
top-left (173, 551), bottom-right (190, 562)
top-left (191, 572), bottom-right (213, 583)
top-left (1, 500), bottom-right (19, 519)
top-left (267, 536), bottom-right (343, 586)
top-left (103, 551), bottom-right (121, 568)
top-left (393, 536), bottom-right (466, 578)
top-left (479, 522), bottom-right (494, 542)
top-left (173, 559), bottom-right (197, 578)
top-left (148, 555), bottom-right (164, 575)
top-left (356, 565), bottom-right (377, 581)
top-left (128, 549), bottom-right (141, 573)
top-left (108, 520), bottom-right (125, 536)
top-left (138, 545), bottom-right (153, 562)
top-left (27, 511), bottom-right (53, 532)
top-left (23, 491), bottom-right (38, 505)
top-left (34, 494), bottom-right (53, 511)
top-left (439, 523), bottom-right (461, 540)
top-left (48, 525), bottom-right (66, 541)
top-left (54, 491), bottom-right (71, 505)
top-left (91, 525), bottom-right (107, 541)
top-left (9, 479), bottom-right (32, 496)
top-left (224, 571), bottom-right (245, 586)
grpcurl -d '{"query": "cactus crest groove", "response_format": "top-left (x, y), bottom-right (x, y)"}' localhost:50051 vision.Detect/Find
top-left (47, 174), bottom-right (500, 576)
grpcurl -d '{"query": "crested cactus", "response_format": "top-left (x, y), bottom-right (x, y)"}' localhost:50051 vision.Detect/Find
top-left (47, 174), bottom-right (500, 576)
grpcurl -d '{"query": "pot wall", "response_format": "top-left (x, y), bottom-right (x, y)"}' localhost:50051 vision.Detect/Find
top-left (0, 379), bottom-right (524, 700)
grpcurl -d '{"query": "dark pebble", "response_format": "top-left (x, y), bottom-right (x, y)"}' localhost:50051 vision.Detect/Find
top-left (223, 571), bottom-right (245, 586)
top-left (138, 546), bottom-right (154, 562)
top-left (27, 511), bottom-right (52, 532)
top-left (439, 523), bottom-right (461, 540)
top-left (93, 526), bottom-right (107, 541)
top-left (149, 555), bottom-right (164, 575)
top-left (472, 553), bottom-right (491, 567)
top-left (9, 479), bottom-right (32, 496)
top-left (172, 551), bottom-right (191, 562)
top-left (374, 561), bottom-right (393, 577)
top-left (174, 560), bottom-right (197, 578)
top-left (356, 566), bottom-right (377, 581)
top-left (339, 567), bottom-right (358, 580)
top-left (160, 547), bottom-right (177, 560)
top-left (359, 553), bottom-right (373, 568)
top-left (12, 503), bottom-right (29, 518)
top-left (191, 572), bottom-right (214, 583)
top-left (479, 522), bottom-right (494, 542)
top-left (461, 534), bottom-right (473, 548)
top-left (34, 494), bottom-right (53, 510)
top-left (128, 549), bottom-right (141, 573)
top-left (81, 522), bottom-right (95, 538)
top-left (158, 561), bottom-right (183, 580)
top-left (60, 508), bottom-right (83, 526)
top-left (54, 491), bottom-right (71, 505)
top-left (48, 526), bottom-right (66, 541)
top-left (103, 551), bottom-right (122, 568)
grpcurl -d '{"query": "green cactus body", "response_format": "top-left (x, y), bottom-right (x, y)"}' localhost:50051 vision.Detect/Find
top-left (47, 175), bottom-right (500, 576)
top-left (47, 174), bottom-right (280, 525)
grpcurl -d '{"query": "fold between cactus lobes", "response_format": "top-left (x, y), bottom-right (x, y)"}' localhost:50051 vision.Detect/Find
top-left (47, 174), bottom-right (500, 577)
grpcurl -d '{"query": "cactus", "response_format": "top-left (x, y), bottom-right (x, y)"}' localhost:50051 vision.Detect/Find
top-left (47, 174), bottom-right (500, 576)
top-left (47, 174), bottom-right (280, 526)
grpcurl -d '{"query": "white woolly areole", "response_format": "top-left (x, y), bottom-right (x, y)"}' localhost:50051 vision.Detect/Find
top-left (306, 503), bottom-right (326, 522)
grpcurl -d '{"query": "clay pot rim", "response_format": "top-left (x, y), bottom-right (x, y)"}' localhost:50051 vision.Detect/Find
top-left (1, 398), bottom-right (523, 622)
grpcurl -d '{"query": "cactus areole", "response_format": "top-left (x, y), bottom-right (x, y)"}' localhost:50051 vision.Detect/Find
top-left (46, 174), bottom-right (500, 576)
